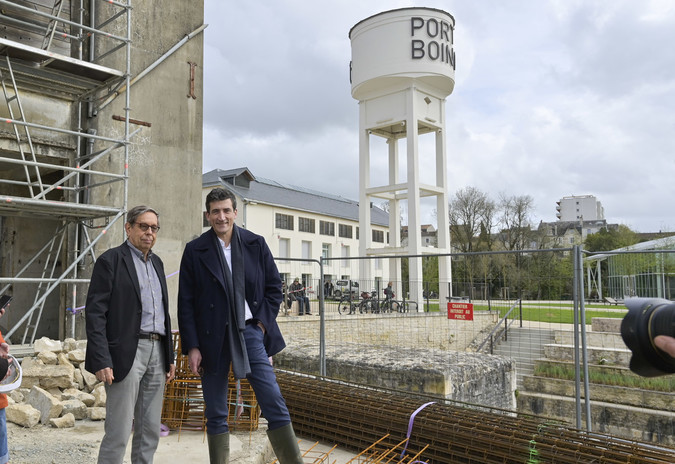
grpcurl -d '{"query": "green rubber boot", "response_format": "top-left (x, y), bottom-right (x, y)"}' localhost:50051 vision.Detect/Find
top-left (267, 423), bottom-right (303, 464)
top-left (207, 432), bottom-right (230, 464)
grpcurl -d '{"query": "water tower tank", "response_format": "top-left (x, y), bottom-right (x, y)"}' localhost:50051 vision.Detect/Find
top-left (349, 7), bottom-right (455, 101)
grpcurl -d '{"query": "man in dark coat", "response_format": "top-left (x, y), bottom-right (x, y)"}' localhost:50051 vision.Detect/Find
top-left (85, 205), bottom-right (175, 464)
top-left (178, 188), bottom-right (302, 464)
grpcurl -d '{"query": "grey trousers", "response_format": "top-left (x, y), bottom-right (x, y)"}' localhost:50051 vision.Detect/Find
top-left (97, 338), bottom-right (166, 464)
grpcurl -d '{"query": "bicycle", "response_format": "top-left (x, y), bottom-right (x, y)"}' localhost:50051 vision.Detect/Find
top-left (378, 297), bottom-right (401, 313)
top-left (337, 295), bottom-right (360, 315)
top-left (358, 291), bottom-right (378, 314)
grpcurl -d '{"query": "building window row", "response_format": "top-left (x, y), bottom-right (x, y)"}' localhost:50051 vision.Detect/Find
top-left (276, 213), bottom-right (382, 244)
top-left (299, 216), bottom-right (315, 233)
top-left (320, 220), bottom-right (335, 236)
top-left (276, 213), bottom-right (293, 230)
top-left (339, 223), bottom-right (352, 239)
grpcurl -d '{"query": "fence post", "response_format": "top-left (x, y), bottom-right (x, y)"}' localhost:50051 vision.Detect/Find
top-left (576, 245), bottom-right (592, 432)
top-left (319, 258), bottom-right (326, 377)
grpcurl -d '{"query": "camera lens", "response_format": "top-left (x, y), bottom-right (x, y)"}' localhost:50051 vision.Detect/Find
top-left (621, 298), bottom-right (675, 377)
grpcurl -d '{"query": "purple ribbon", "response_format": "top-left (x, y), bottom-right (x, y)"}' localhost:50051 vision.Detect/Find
top-left (400, 401), bottom-right (435, 460)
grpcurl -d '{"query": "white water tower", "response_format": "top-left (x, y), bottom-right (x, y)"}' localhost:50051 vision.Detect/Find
top-left (349, 7), bottom-right (455, 305)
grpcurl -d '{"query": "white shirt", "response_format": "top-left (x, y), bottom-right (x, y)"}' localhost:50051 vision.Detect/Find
top-left (218, 237), bottom-right (254, 321)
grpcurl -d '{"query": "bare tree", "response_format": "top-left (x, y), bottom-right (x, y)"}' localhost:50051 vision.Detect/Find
top-left (499, 193), bottom-right (534, 251)
top-left (448, 187), bottom-right (495, 253)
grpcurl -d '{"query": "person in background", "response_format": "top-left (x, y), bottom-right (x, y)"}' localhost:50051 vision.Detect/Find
top-left (289, 278), bottom-right (311, 315)
top-left (383, 281), bottom-right (394, 300)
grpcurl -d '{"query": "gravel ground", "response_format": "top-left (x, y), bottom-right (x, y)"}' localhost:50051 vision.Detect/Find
top-left (8, 421), bottom-right (101, 464)
top-left (6, 419), bottom-right (355, 463)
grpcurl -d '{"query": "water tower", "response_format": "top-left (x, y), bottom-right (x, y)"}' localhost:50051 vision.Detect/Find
top-left (349, 7), bottom-right (455, 306)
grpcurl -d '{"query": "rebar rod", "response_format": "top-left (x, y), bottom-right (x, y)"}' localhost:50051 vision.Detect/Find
top-left (277, 372), bottom-right (675, 464)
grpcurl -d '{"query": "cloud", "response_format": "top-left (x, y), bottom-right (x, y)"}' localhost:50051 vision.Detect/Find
top-left (203, 1), bottom-right (675, 233)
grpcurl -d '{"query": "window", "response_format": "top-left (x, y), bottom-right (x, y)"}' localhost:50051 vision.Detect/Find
top-left (278, 238), bottom-right (290, 259)
top-left (299, 217), bottom-right (315, 233)
top-left (202, 211), bottom-right (209, 228)
top-left (320, 220), bottom-right (335, 236)
top-left (356, 227), bottom-right (359, 239)
top-left (276, 213), bottom-right (293, 230)
top-left (302, 241), bottom-right (311, 260)
top-left (338, 224), bottom-right (352, 238)
top-left (342, 245), bottom-right (350, 267)
top-left (372, 230), bottom-right (384, 243)
top-left (322, 243), bottom-right (331, 260)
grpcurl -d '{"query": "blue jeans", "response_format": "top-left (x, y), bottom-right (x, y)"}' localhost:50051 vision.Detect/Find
top-left (202, 323), bottom-right (291, 434)
top-left (295, 296), bottom-right (310, 314)
top-left (0, 408), bottom-right (8, 464)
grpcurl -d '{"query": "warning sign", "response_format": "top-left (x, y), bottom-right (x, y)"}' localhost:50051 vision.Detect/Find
top-left (447, 302), bottom-right (474, 321)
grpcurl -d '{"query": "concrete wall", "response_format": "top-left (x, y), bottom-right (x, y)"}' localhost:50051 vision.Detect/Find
top-left (273, 312), bottom-right (515, 409)
top-left (83, 1), bottom-right (205, 332)
top-left (0, 1), bottom-right (204, 340)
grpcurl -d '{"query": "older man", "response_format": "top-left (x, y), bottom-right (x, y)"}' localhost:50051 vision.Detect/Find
top-left (85, 205), bottom-right (175, 464)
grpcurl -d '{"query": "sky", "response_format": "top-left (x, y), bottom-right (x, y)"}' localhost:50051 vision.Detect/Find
top-left (202, 1), bottom-right (675, 234)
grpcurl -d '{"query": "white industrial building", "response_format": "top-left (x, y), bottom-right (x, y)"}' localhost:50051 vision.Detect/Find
top-left (202, 168), bottom-right (391, 293)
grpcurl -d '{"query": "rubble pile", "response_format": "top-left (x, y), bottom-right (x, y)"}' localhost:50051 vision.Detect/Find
top-left (5, 337), bottom-right (105, 429)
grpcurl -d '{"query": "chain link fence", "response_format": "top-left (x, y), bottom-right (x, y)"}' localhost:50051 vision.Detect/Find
top-left (273, 246), bottom-right (674, 435)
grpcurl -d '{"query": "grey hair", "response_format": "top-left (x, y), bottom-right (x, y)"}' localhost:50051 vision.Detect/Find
top-left (126, 205), bottom-right (159, 225)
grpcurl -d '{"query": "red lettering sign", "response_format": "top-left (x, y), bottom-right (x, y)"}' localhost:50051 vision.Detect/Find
top-left (447, 302), bottom-right (473, 321)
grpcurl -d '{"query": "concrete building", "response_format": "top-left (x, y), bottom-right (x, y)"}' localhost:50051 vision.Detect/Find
top-left (539, 219), bottom-right (617, 246)
top-left (0, 1), bottom-right (204, 342)
top-left (401, 224), bottom-right (437, 248)
top-left (556, 195), bottom-right (604, 222)
top-left (202, 168), bottom-right (391, 292)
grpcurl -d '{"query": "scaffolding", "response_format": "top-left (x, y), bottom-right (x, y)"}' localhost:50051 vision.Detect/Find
top-left (0, 0), bottom-right (132, 343)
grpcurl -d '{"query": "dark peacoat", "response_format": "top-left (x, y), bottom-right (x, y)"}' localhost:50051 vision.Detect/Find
top-left (84, 242), bottom-right (174, 382)
top-left (177, 226), bottom-right (284, 373)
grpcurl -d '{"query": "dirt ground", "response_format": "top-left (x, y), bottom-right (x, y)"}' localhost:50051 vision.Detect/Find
top-left (7, 419), bottom-right (354, 464)
top-left (6, 419), bottom-right (269, 464)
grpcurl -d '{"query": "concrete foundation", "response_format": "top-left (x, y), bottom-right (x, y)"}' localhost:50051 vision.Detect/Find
top-left (275, 312), bottom-right (515, 410)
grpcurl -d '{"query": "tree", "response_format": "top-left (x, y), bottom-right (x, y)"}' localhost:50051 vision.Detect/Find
top-left (448, 187), bottom-right (495, 253)
top-left (584, 225), bottom-right (638, 252)
top-left (498, 193), bottom-right (534, 252)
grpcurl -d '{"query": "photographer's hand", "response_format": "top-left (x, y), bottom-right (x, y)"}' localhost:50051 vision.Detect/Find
top-left (654, 335), bottom-right (675, 358)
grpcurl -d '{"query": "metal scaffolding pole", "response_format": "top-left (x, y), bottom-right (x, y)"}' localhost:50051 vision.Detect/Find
top-left (0, 0), bottom-right (133, 343)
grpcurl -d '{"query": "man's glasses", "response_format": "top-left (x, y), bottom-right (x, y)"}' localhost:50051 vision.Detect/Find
top-left (135, 223), bottom-right (160, 233)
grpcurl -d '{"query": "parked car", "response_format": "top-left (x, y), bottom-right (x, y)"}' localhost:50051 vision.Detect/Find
top-left (333, 279), bottom-right (359, 299)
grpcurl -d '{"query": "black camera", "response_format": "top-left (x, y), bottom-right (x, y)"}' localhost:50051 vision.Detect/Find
top-left (621, 298), bottom-right (675, 377)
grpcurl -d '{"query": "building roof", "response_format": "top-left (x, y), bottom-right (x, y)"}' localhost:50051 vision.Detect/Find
top-left (203, 168), bottom-right (389, 226)
top-left (585, 235), bottom-right (675, 262)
